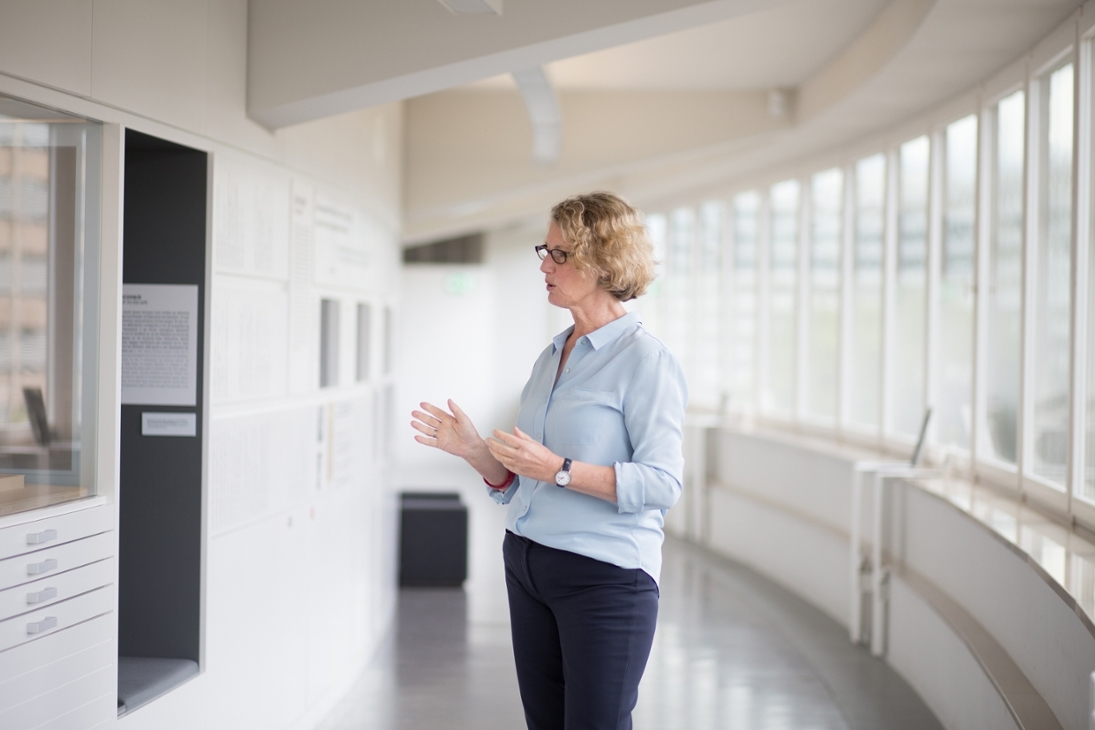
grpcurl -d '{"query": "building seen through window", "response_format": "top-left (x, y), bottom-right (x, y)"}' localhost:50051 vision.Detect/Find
top-left (0, 97), bottom-right (100, 513)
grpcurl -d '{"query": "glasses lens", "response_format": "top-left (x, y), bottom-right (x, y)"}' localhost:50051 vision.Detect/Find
top-left (535, 246), bottom-right (547, 260)
top-left (552, 249), bottom-right (567, 264)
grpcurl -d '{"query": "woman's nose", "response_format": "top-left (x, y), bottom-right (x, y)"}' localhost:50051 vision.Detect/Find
top-left (540, 256), bottom-right (553, 273)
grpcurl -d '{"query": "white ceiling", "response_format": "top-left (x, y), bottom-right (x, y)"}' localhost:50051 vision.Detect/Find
top-left (468, 0), bottom-right (891, 91)
top-left (405, 0), bottom-right (1084, 242)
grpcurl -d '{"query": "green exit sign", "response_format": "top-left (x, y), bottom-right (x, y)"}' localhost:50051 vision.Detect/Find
top-left (443, 272), bottom-right (478, 296)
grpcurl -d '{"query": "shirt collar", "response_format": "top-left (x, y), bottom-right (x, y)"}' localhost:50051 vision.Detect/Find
top-left (551, 311), bottom-right (641, 353)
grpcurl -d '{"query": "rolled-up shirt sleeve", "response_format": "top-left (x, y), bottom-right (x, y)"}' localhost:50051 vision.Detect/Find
top-left (486, 477), bottom-right (519, 504)
top-left (614, 349), bottom-right (688, 514)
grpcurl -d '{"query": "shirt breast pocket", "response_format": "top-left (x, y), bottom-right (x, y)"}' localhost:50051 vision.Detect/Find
top-left (551, 388), bottom-right (620, 445)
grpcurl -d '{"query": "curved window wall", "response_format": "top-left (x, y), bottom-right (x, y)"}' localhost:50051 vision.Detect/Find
top-left (639, 12), bottom-right (1095, 530)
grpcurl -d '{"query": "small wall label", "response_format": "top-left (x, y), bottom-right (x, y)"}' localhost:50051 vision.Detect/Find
top-left (142, 412), bottom-right (197, 437)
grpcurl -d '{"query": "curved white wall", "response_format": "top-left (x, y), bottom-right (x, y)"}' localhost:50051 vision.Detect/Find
top-left (700, 428), bottom-right (1095, 730)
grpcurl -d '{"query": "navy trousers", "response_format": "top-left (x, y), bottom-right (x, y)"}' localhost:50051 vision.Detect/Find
top-left (503, 531), bottom-right (659, 730)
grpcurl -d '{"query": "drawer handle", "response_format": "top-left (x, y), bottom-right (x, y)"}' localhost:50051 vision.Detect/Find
top-left (27, 587), bottom-right (57, 604)
top-left (27, 558), bottom-right (58, 576)
top-left (27, 616), bottom-right (57, 635)
top-left (27, 529), bottom-right (57, 545)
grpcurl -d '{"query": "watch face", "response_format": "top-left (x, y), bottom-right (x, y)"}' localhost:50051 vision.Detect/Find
top-left (555, 470), bottom-right (571, 487)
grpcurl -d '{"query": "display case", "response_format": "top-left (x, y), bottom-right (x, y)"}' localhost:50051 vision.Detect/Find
top-left (0, 96), bottom-right (101, 515)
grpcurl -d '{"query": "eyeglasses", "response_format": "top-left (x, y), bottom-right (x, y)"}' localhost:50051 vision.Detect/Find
top-left (535, 245), bottom-right (569, 264)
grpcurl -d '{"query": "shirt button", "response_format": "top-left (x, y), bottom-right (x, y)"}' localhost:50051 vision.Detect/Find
top-left (581, 338), bottom-right (587, 345)
top-left (537, 432), bottom-right (542, 439)
top-left (565, 368), bottom-right (570, 373)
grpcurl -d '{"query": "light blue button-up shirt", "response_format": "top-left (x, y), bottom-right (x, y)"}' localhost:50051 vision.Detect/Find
top-left (488, 311), bottom-right (687, 584)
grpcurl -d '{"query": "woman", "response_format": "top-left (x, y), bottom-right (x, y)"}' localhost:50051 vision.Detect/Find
top-left (410, 192), bottom-right (687, 730)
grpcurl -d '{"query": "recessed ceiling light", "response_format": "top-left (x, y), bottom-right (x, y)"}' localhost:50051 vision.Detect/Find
top-left (437, 0), bottom-right (501, 14)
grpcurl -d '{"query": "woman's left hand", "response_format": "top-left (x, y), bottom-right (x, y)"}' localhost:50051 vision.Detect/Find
top-left (487, 427), bottom-right (560, 483)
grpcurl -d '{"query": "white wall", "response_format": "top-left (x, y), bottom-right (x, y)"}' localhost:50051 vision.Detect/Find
top-left (0, 4), bottom-right (404, 729)
top-left (396, 223), bottom-right (554, 490)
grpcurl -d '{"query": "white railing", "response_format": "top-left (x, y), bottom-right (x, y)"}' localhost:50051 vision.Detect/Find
top-left (849, 463), bottom-right (941, 656)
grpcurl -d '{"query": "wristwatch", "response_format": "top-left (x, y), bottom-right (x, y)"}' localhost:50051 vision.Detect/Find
top-left (554, 457), bottom-right (572, 487)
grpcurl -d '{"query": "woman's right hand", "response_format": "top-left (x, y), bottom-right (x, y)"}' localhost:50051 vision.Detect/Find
top-left (411, 399), bottom-right (485, 460)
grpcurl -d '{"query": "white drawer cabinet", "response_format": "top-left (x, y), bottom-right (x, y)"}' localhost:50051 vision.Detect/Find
top-left (0, 532), bottom-right (113, 592)
top-left (0, 665), bottom-right (114, 730)
top-left (0, 637), bottom-right (112, 709)
top-left (0, 613), bottom-right (113, 684)
top-left (0, 585), bottom-right (112, 653)
top-left (38, 692), bottom-right (117, 730)
top-left (0, 502), bottom-right (115, 730)
top-left (0, 505), bottom-right (111, 562)
top-left (0, 558), bottom-right (114, 623)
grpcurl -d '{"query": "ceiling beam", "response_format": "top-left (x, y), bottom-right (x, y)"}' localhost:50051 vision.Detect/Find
top-left (512, 68), bottom-right (562, 163)
top-left (246, 0), bottom-right (790, 129)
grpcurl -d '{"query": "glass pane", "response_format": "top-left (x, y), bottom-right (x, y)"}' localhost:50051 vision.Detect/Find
top-left (848, 154), bottom-right (885, 430)
top-left (665, 208), bottom-right (695, 380)
top-left (982, 90), bottom-right (1024, 466)
top-left (937, 115), bottom-right (977, 451)
top-left (694, 201), bottom-right (723, 410)
top-left (1032, 64), bottom-right (1073, 487)
top-left (765, 180), bottom-right (800, 414)
top-left (806, 168), bottom-right (842, 422)
top-left (0, 97), bottom-right (100, 514)
top-left (640, 213), bottom-right (667, 339)
top-left (888, 136), bottom-right (929, 437)
top-left (730, 192), bottom-right (759, 411)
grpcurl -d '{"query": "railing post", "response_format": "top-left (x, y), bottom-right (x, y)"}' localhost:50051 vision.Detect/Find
top-left (850, 467), bottom-right (864, 644)
top-left (688, 423), bottom-right (705, 544)
top-left (871, 472), bottom-right (888, 657)
top-left (865, 466), bottom-right (943, 658)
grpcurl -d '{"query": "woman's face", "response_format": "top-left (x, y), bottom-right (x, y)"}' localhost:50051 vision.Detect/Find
top-left (541, 222), bottom-right (601, 310)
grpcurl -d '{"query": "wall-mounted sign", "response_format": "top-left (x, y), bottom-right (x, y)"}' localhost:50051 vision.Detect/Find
top-left (141, 412), bottom-right (197, 437)
top-left (121, 284), bottom-right (199, 406)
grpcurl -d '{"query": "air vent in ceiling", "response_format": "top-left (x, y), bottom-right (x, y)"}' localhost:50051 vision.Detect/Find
top-left (436, 0), bottom-right (501, 15)
top-left (403, 233), bottom-right (484, 264)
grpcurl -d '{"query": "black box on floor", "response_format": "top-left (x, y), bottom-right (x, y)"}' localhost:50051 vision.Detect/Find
top-left (399, 492), bottom-right (468, 587)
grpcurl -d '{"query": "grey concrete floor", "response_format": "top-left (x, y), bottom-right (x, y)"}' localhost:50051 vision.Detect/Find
top-left (317, 485), bottom-right (942, 730)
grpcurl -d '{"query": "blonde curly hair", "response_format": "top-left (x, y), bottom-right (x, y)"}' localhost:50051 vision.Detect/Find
top-left (550, 192), bottom-right (657, 302)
